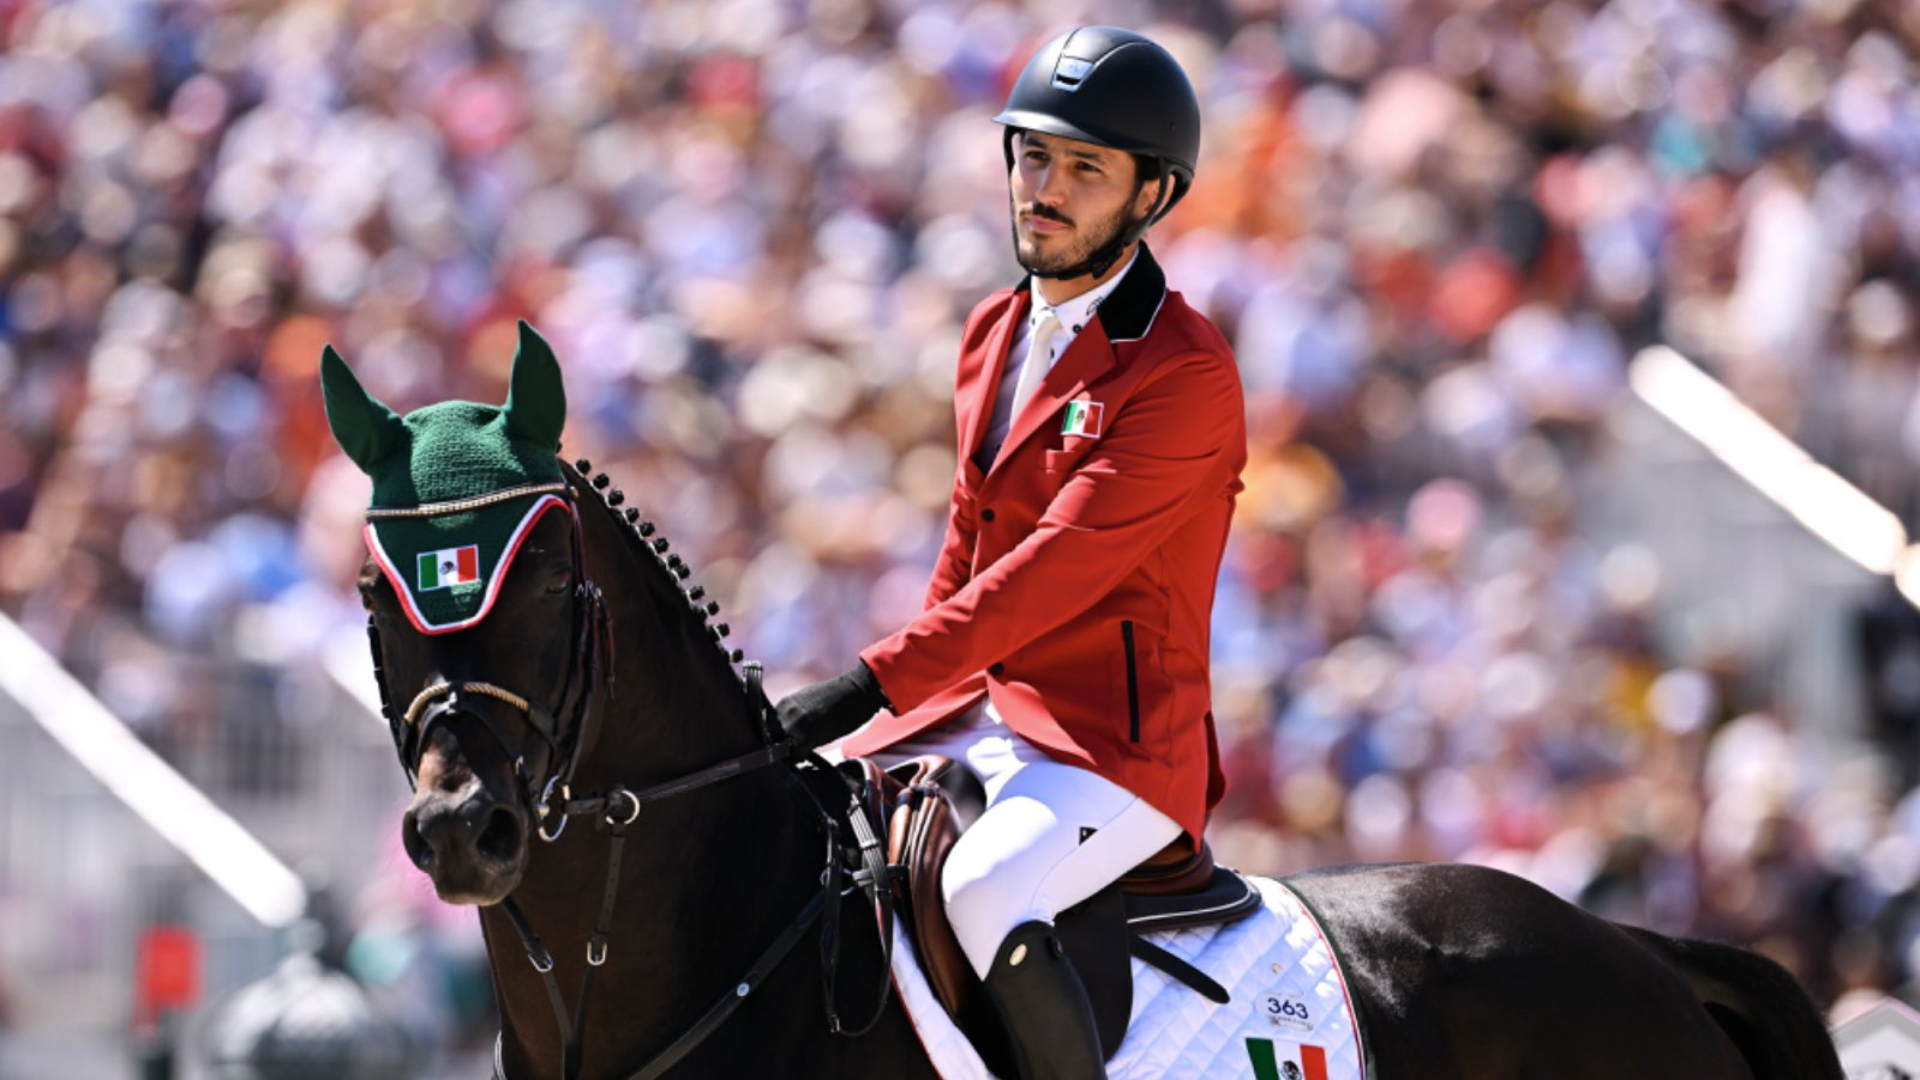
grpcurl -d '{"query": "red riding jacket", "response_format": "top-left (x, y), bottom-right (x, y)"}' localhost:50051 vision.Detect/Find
top-left (843, 245), bottom-right (1247, 843)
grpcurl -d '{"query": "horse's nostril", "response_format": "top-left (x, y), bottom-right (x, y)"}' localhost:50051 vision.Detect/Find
top-left (475, 805), bottom-right (523, 865)
top-left (402, 812), bottom-right (435, 871)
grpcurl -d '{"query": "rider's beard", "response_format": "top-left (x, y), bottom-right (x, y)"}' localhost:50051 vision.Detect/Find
top-left (1010, 195), bottom-right (1142, 280)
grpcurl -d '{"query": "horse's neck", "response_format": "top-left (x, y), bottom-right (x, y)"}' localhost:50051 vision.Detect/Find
top-left (484, 514), bottom-right (822, 1076)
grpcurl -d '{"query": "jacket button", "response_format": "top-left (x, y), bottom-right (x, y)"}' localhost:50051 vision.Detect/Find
top-left (989, 663), bottom-right (1005, 677)
top-left (981, 508), bottom-right (995, 522)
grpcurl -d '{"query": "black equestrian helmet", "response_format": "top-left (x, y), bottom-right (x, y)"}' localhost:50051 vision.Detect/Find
top-left (993, 26), bottom-right (1201, 209)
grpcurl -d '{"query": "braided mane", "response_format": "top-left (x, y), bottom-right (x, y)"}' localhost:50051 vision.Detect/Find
top-left (562, 456), bottom-right (759, 697)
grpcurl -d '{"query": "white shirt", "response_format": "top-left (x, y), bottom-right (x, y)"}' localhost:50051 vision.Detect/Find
top-left (972, 248), bottom-right (1139, 472)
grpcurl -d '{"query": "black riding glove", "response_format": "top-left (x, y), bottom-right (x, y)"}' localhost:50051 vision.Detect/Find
top-left (776, 661), bottom-right (891, 751)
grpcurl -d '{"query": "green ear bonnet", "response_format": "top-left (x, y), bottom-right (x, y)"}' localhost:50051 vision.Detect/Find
top-left (322, 321), bottom-right (574, 634)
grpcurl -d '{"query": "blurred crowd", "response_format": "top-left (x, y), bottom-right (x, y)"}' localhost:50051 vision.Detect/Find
top-left (4, 0), bottom-right (1920, 1028)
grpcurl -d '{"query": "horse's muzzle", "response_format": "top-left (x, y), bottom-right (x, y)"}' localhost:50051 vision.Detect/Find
top-left (402, 739), bottom-right (530, 904)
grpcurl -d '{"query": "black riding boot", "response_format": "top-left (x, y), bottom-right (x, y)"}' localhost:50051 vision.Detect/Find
top-left (981, 920), bottom-right (1108, 1080)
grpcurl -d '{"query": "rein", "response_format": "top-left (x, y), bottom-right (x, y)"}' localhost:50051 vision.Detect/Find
top-left (486, 668), bottom-right (895, 1080)
top-left (488, 685), bottom-right (809, 1080)
top-left (365, 467), bottom-right (898, 1080)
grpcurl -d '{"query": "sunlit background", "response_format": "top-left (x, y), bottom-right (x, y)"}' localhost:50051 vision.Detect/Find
top-left (3, 0), bottom-right (1920, 1075)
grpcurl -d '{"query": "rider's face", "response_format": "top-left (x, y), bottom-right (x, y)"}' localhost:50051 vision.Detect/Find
top-left (1008, 131), bottom-right (1158, 277)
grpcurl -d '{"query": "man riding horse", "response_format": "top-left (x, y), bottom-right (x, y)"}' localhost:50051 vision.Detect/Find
top-left (776, 27), bottom-right (1245, 1080)
top-left (325, 25), bottom-right (1842, 1080)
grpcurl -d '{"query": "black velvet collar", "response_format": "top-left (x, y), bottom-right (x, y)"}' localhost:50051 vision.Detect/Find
top-left (1010, 242), bottom-right (1168, 344)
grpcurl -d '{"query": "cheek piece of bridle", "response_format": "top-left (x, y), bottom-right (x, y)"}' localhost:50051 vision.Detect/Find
top-left (364, 485), bottom-right (897, 1080)
top-left (371, 496), bottom-right (612, 832)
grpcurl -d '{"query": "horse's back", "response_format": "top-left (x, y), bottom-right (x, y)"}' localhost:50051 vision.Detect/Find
top-left (1283, 862), bottom-right (1763, 1080)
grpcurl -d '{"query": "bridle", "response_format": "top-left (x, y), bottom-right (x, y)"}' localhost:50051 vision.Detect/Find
top-left (366, 480), bottom-right (612, 829)
top-left (362, 467), bottom-right (896, 1080)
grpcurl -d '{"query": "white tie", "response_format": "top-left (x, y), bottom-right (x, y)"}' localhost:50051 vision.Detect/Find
top-left (1009, 310), bottom-right (1062, 423)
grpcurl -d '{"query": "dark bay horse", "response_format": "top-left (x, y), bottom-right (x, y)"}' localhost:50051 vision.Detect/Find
top-left (327, 329), bottom-right (1841, 1080)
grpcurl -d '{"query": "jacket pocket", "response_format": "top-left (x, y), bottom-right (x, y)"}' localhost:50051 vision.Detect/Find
top-left (1121, 620), bottom-right (1140, 743)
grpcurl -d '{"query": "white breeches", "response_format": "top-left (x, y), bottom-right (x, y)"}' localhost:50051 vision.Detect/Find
top-left (875, 701), bottom-right (1181, 979)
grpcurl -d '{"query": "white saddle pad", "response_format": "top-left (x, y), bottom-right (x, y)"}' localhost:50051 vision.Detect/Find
top-left (890, 875), bottom-right (1368, 1080)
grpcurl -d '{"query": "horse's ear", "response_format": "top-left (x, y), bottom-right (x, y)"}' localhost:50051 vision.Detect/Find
top-left (321, 344), bottom-right (408, 472)
top-left (503, 320), bottom-right (565, 451)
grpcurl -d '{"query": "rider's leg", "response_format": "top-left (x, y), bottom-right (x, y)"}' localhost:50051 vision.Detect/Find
top-left (982, 919), bottom-right (1106, 1080)
top-left (943, 759), bottom-right (1180, 976)
top-left (941, 753), bottom-right (1180, 1080)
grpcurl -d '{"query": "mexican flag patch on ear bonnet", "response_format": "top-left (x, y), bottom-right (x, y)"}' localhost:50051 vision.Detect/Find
top-left (322, 320), bottom-right (573, 634)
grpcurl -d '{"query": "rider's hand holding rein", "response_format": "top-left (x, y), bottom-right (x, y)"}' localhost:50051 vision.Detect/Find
top-left (776, 662), bottom-right (890, 752)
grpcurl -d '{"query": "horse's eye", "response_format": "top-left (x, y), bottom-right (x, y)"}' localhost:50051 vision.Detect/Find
top-left (545, 566), bottom-right (574, 595)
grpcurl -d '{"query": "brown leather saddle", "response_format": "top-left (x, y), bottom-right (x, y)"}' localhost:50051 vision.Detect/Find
top-left (846, 754), bottom-right (1262, 1072)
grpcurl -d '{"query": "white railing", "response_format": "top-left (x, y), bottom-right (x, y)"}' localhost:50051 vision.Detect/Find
top-left (0, 616), bottom-right (306, 929)
top-left (1607, 346), bottom-right (1892, 739)
top-left (0, 615), bottom-right (420, 1078)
